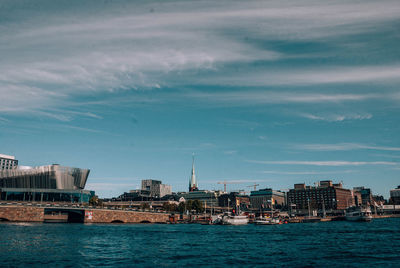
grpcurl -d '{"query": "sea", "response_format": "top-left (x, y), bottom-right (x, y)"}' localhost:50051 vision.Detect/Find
top-left (1, 218), bottom-right (399, 267)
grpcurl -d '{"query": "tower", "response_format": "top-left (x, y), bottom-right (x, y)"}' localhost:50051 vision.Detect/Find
top-left (189, 153), bottom-right (198, 192)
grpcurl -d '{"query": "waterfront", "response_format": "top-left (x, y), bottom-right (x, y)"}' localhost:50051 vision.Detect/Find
top-left (1, 219), bottom-right (400, 267)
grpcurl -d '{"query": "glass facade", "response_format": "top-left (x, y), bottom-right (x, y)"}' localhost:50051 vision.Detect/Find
top-left (0, 188), bottom-right (94, 203)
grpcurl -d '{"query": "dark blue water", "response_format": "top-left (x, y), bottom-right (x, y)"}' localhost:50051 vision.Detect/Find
top-left (1, 218), bottom-right (400, 267)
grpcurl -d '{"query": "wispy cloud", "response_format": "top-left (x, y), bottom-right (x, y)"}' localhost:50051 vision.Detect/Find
top-left (295, 143), bottom-right (400, 151)
top-left (224, 150), bottom-right (237, 155)
top-left (1, 0), bottom-right (399, 118)
top-left (247, 160), bottom-right (398, 166)
top-left (298, 113), bottom-right (372, 122)
top-left (183, 91), bottom-right (379, 106)
top-left (260, 170), bottom-right (357, 175)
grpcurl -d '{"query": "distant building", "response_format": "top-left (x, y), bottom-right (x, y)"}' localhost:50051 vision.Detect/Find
top-left (0, 157), bottom-right (93, 203)
top-left (390, 186), bottom-right (400, 205)
top-left (117, 189), bottom-right (151, 201)
top-left (179, 190), bottom-right (222, 207)
top-left (353, 187), bottom-right (373, 205)
top-left (218, 192), bottom-right (250, 210)
top-left (189, 154), bottom-right (198, 192)
top-left (287, 180), bottom-right (353, 214)
top-left (0, 154), bottom-right (18, 170)
top-left (249, 188), bottom-right (285, 210)
top-left (160, 184), bottom-right (172, 198)
top-left (141, 179), bottom-right (172, 198)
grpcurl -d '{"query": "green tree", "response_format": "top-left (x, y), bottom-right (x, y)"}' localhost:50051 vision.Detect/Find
top-left (140, 202), bottom-right (150, 210)
top-left (178, 202), bottom-right (186, 213)
top-left (192, 200), bottom-right (204, 213)
top-left (89, 195), bottom-right (102, 207)
top-left (163, 202), bottom-right (178, 212)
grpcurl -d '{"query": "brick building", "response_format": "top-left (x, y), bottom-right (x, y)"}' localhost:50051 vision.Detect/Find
top-left (287, 181), bottom-right (353, 214)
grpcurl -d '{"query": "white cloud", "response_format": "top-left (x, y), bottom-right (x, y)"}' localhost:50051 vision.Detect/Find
top-left (298, 113), bottom-right (373, 122)
top-left (295, 143), bottom-right (400, 151)
top-left (1, 0), bottom-right (399, 118)
top-left (260, 170), bottom-right (356, 175)
top-left (247, 160), bottom-right (398, 166)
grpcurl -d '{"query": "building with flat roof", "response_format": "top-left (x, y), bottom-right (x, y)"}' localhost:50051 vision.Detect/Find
top-left (0, 154), bottom-right (18, 170)
top-left (287, 180), bottom-right (353, 215)
top-left (250, 188), bottom-right (285, 209)
top-left (390, 186), bottom-right (400, 205)
top-left (179, 190), bottom-right (222, 207)
top-left (353, 186), bottom-right (373, 205)
top-left (141, 179), bottom-right (172, 198)
top-left (0, 154), bottom-right (93, 203)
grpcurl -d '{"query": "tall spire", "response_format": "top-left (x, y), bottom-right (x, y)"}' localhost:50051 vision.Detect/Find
top-left (189, 153), bottom-right (198, 192)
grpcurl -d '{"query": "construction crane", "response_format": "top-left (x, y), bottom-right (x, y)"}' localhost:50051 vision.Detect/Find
top-left (217, 181), bottom-right (241, 192)
top-left (247, 183), bottom-right (259, 191)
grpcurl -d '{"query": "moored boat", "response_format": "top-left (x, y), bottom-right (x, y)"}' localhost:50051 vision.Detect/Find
top-left (254, 217), bottom-right (280, 225)
top-left (221, 213), bottom-right (248, 225)
top-left (345, 206), bottom-right (372, 222)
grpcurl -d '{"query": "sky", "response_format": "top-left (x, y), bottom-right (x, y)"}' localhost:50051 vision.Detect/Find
top-left (0, 0), bottom-right (399, 198)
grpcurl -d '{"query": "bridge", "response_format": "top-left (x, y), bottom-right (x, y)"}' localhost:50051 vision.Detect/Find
top-left (0, 203), bottom-right (176, 223)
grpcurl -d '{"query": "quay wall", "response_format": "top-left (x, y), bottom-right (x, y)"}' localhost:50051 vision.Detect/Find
top-left (0, 206), bottom-right (44, 222)
top-left (84, 209), bottom-right (172, 223)
top-left (0, 205), bottom-right (174, 223)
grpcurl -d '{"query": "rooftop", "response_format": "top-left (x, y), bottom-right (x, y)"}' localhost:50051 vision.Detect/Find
top-left (0, 154), bottom-right (15, 160)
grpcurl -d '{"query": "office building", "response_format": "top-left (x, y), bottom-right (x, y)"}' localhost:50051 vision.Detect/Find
top-left (0, 154), bottom-right (93, 203)
top-left (141, 179), bottom-right (172, 198)
top-left (0, 154), bottom-right (18, 170)
top-left (287, 180), bottom-right (353, 214)
top-left (250, 188), bottom-right (285, 209)
top-left (179, 190), bottom-right (222, 207)
top-left (218, 192), bottom-right (250, 210)
top-left (353, 187), bottom-right (373, 205)
top-left (390, 186), bottom-right (400, 205)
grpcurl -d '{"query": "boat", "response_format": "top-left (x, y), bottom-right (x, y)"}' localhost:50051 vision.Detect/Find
top-left (221, 213), bottom-right (248, 225)
top-left (254, 217), bottom-right (280, 225)
top-left (345, 206), bottom-right (372, 222)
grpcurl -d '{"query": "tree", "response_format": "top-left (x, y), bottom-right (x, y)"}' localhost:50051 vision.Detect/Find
top-left (178, 202), bottom-right (186, 213)
top-left (89, 195), bottom-right (102, 207)
top-left (163, 202), bottom-right (178, 212)
top-left (192, 200), bottom-right (204, 213)
top-left (140, 202), bottom-right (150, 210)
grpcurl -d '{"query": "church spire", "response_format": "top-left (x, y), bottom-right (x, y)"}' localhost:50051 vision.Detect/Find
top-left (189, 153), bottom-right (198, 192)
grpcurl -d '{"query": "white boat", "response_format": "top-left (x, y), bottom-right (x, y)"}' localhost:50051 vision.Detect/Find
top-left (254, 217), bottom-right (280, 225)
top-left (345, 206), bottom-right (373, 222)
top-left (221, 213), bottom-right (248, 225)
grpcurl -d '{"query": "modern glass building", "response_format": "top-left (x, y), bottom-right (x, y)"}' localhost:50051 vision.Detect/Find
top-left (0, 155), bottom-right (93, 203)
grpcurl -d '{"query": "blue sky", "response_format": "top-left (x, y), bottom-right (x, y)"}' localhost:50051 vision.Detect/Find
top-left (1, 0), bottom-right (399, 198)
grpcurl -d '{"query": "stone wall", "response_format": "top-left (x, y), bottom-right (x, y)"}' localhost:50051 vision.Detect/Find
top-left (0, 205), bottom-right (173, 223)
top-left (84, 209), bottom-right (172, 223)
top-left (0, 206), bottom-right (44, 222)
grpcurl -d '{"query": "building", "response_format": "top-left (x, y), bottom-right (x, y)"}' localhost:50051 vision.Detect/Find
top-left (353, 187), bottom-right (373, 205)
top-left (390, 186), bottom-right (400, 205)
top-left (0, 154), bottom-right (18, 170)
top-left (0, 154), bottom-right (93, 203)
top-left (141, 179), bottom-right (172, 198)
top-left (218, 192), bottom-right (250, 210)
top-left (179, 190), bottom-right (222, 207)
top-left (189, 154), bottom-right (198, 192)
top-left (287, 180), bottom-right (353, 215)
top-left (116, 189), bottom-right (151, 201)
top-left (249, 188), bottom-right (285, 210)
top-left (160, 184), bottom-right (172, 198)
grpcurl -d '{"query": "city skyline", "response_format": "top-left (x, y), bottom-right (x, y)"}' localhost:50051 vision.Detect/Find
top-left (1, 0), bottom-right (400, 198)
